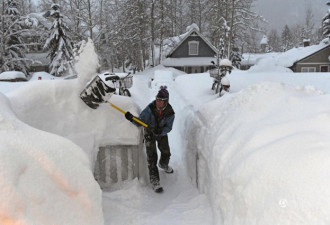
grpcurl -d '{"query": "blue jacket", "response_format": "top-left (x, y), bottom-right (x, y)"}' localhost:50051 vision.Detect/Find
top-left (137, 101), bottom-right (175, 136)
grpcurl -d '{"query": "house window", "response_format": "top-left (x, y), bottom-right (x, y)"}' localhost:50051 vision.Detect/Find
top-left (301, 67), bottom-right (316, 72)
top-left (320, 65), bottom-right (329, 72)
top-left (188, 41), bottom-right (199, 55)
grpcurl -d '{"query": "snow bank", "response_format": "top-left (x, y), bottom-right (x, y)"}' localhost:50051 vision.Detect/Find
top-left (7, 38), bottom-right (141, 167)
top-left (247, 55), bottom-right (293, 73)
top-left (186, 82), bottom-right (330, 224)
top-left (8, 79), bottom-right (141, 167)
top-left (0, 93), bottom-right (103, 225)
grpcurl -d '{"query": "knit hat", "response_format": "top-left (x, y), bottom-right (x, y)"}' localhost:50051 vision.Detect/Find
top-left (156, 88), bottom-right (169, 100)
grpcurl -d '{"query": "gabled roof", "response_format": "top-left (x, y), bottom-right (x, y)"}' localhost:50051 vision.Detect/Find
top-left (166, 27), bottom-right (218, 57)
top-left (276, 38), bottom-right (330, 67)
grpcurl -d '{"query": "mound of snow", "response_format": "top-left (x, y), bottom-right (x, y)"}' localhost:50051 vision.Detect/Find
top-left (248, 56), bottom-right (293, 73)
top-left (8, 79), bottom-right (141, 165)
top-left (30, 72), bottom-right (58, 80)
top-left (0, 93), bottom-right (103, 225)
top-left (186, 82), bottom-right (330, 224)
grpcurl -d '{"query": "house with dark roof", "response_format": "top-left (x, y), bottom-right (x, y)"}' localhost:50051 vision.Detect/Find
top-left (290, 45), bottom-right (330, 72)
top-left (161, 25), bottom-right (218, 74)
top-left (277, 38), bottom-right (330, 72)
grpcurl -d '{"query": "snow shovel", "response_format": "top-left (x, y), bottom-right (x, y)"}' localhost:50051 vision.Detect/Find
top-left (80, 74), bottom-right (148, 127)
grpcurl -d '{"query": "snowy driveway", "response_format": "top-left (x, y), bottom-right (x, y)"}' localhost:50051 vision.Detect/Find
top-left (102, 71), bottom-right (214, 225)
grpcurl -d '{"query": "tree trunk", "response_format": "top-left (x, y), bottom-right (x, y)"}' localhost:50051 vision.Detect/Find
top-left (150, 0), bottom-right (155, 66)
top-left (158, 0), bottom-right (164, 65)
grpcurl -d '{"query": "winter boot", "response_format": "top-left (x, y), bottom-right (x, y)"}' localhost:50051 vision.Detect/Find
top-left (152, 183), bottom-right (164, 193)
top-left (158, 163), bottom-right (174, 174)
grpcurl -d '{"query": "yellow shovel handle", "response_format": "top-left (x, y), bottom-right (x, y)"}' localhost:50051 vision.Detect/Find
top-left (109, 102), bottom-right (148, 128)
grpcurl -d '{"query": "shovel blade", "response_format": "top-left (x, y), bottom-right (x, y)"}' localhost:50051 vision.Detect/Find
top-left (80, 75), bottom-right (116, 109)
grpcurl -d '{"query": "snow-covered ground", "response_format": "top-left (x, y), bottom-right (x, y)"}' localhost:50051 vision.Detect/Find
top-left (1, 40), bottom-right (330, 224)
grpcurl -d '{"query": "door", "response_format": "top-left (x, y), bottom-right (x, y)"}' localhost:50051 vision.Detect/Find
top-left (320, 65), bottom-right (329, 72)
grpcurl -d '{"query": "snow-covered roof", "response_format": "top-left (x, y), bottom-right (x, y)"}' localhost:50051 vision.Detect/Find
top-left (276, 38), bottom-right (330, 67)
top-left (260, 35), bottom-right (268, 45)
top-left (162, 57), bottom-right (216, 67)
top-left (166, 27), bottom-right (218, 57)
top-left (241, 52), bottom-right (280, 65)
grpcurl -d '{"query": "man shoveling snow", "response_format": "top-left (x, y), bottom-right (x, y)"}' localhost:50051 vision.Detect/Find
top-left (125, 87), bottom-right (175, 193)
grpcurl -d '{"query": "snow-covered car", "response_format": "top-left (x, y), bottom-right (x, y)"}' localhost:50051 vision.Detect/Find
top-left (0, 71), bottom-right (27, 82)
top-left (150, 70), bottom-right (174, 90)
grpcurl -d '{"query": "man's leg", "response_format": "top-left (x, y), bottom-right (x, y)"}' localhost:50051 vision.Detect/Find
top-left (157, 135), bottom-right (171, 167)
top-left (145, 136), bottom-right (160, 185)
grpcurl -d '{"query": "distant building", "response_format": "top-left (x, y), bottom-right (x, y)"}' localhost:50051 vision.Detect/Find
top-left (280, 38), bottom-right (330, 72)
top-left (260, 35), bottom-right (269, 53)
top-left (241, 39), bottom-right (330, 72)
top-left (161, 24), bottom-right (218, 74)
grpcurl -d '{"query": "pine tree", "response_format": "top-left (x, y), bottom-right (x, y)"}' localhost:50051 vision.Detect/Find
top-left (230, 46), bottom-right (242, 69)
top-left (268, 29), bottom-right (281, 52)
top-left (322, 1), bottom-right (330, 39)
top-left (43, 1), bottom-right (73, 77)
top-left (281, 25), bottom-right (293, 52)
top-left (0, 0), bottom-right (29, 75)
top-left (218, 38), bottom-right (226, 59)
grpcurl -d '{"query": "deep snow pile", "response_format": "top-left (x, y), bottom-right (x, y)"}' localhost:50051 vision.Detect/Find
top-left (0, 38), bottom-right (141, 224)
top-left (0, 92), bottom-right (103, 225)
top-left (8, 80), bottom-right (141, 165)
top-left (7, 39), bottom-right (141, 167)
top-left (178, 73), bottom-right (330, 224)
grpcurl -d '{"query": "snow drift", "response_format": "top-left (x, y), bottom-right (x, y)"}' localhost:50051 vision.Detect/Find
top-left (186, 81), bottom-right (330, 224)
top-left (0, 38), bottom-right (141, 224)
top-left (0, 92), bottom-right (103, 225)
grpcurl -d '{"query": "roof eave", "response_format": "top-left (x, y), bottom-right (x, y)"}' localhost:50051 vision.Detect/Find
top-left (166, 28), bottom-right (218, 58)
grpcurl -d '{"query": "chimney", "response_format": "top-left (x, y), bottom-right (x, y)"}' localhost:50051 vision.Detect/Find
top-left (303, 39), bottom-right (310, 47)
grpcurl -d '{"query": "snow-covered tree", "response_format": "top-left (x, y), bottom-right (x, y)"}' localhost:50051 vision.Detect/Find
top-left (43, 1), bottom-right (74, 76)
top-left (218, 38), bottom-right (226, 59)
top-left (281, 25), bottom-right (293, 52)
top-left (0, 0), bottom-right (29, 75)
top-left (303, 7), bottom-right (315, 43)
top-left (230, 46), bottom-right (242, 69)
top-left (268, 29), bottom-right (281, 52)
top-left (206, 0), bottom-right (265, 57)
top-left (322, 1), bottom-right (330, 39)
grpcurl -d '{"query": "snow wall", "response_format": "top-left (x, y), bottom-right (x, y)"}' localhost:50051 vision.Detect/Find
top-left (0, 92), bottom-right (104, 224)
top-left (0, 38), bottom-right (142, 224)
top-left (185, 82), bottom-right (330, 224)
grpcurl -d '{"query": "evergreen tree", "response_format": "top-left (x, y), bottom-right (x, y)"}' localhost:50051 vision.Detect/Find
top-left (0, 0), bottom-right (29, 75)
top-left (43, 1), bottom-right (73, 76)
top-left (268, 29), bottom-right (281, 52)
top-left (281, 25), bottom-right (293, 52)
top-left (230, 46), bottom-right (242, 69)
top-left (218, 38), bottom-right (226, 59)
top-left (322, 1), bottom-right (330, 39)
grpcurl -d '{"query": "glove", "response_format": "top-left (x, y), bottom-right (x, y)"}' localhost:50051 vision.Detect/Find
top-left (125, 112), bottom-right (134, 122)
top-left (153, 127), bottom-right (162, 136)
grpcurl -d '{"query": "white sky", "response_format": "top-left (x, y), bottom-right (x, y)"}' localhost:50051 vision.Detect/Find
top-left (253, 0), bottom-right (326, 31)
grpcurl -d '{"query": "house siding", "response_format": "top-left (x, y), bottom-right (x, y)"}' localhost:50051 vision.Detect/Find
top-left (293, 45), bottom-right (330, 72)
top-left (169, 35), bottom-right (216, 58)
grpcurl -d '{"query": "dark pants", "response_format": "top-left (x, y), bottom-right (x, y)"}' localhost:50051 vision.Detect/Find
top-left (145, 134), bottom-right (171, 185)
